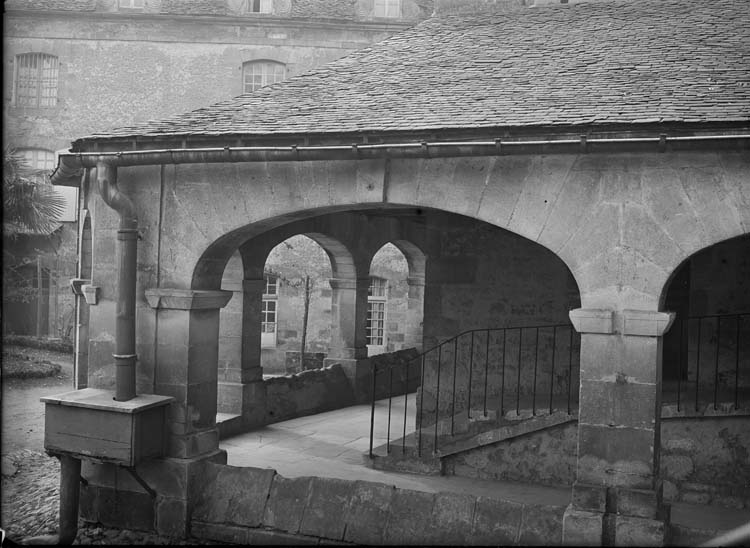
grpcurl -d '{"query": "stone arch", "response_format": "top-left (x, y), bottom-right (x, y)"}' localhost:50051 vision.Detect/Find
top-left (658, 233), bottom-right (750, 512)
top-left (366, 241), bottom-right (425, 355)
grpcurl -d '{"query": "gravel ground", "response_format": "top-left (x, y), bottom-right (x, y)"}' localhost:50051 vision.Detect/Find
top-left (1, 449), bottom-right (217, 545)
top-left (0, 345), bottom-right (221, 545)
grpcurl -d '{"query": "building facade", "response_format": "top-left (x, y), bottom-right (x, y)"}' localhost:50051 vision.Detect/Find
top-left (34, 0), bottom-right (750, 545)
top-left (3, 0), bottom-right (432, 343)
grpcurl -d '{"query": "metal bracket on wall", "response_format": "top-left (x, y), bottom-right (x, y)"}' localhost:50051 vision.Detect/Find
top-left (122, 466), bottom-right (156, 499)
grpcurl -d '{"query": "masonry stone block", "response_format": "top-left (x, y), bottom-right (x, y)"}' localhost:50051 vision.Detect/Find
top-left (97, 486), bottom-right (155, 531)
top-left (299, 477), bottom-right (354, 541)
top-left (519, 503), bottom-right (565, 546)
top-left (579, 379), bottom-right (657, 429)
top-left (470, 496), bottom-right (523, 545)
top-left (661, 454), bottom-right (694, 481)
top-left (614, 514), bottom-right (666, 547)
top-left (613, 486), bottom-right (662, 520)
top-left (571, 482), bottom-right (607, 513)
top-left (192, 464), bottom-right (275, 527)
top-left (263, 475), bottom-right (313, 534)
top-left (569, 309), bottom-right (614, 334)
top-left (155, 497), bottom-right (188, 538)
top-left (192, 522), bottom-right (319, 545)
top-left (383, 489), bottom-right (436, 544)
top-left (424, 492), bottom-right (476, 545)
top-left (562, 507), bottom-right (603, 546)
top-left (342, 481), bottom-right (395, 544)
top-left (622, 310), bottom-right (675, 337)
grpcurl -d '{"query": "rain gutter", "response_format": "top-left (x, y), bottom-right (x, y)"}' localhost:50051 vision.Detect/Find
top-left (51, 133), bottom-right (750, 187)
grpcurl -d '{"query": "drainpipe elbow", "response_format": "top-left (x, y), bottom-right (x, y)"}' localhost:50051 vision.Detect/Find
top-left (96, 163), bottom-right (137, 230)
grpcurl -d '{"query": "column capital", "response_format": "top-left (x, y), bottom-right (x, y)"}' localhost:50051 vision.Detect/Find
top-left (329, 277), bottom-right (357, 290)
top-left (569, 308), bottom-right (614, 334)
top-left (145, 288), bottom-right (233, 310)
top-left (622, 310), bottom-right (675, 337)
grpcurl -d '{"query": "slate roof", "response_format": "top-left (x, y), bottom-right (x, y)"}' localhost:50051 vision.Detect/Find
top-left (77, 0), bottom-right (750, 146)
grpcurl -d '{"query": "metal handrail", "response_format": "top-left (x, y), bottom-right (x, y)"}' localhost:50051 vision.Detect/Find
top-left (368, 322), bottom-right (580, 458)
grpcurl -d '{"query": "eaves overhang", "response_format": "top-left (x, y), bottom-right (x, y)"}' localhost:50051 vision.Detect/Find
top-left (52, 121), bottom-right (750, 188)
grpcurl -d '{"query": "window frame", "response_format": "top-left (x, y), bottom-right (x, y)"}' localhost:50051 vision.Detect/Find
top-left (245, 0), bottom-right (273, 14)
top-left (13, 53), bottom-right (59, 108)
top-left (242, 60), bottom-right (286, 93)
top-left (118, 0), bottom-right (145, 9)
top-left (367, 277), bottom-right (388, 352)
top-left (374, 0), bottom-right (401, 18)
top-left (261, 274), bottom-right (279, 348)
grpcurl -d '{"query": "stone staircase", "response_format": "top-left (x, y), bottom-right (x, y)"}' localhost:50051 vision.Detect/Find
top-left (365, 403), bottom-right (578, 475)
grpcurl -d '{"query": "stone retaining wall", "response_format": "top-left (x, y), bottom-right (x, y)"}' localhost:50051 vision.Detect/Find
top-left (191, 462), bottom-right (566, 545)
top-left (443, 421), bottom-right (578, 487)
top-left (661, 414), bottom-right (750, 509)
top-left (265, 363), bottom-right (355, 423)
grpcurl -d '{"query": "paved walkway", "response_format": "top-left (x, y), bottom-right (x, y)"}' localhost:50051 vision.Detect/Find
top-left (220, 396), bottom-right (572, 505)
top-left (220, 398), bottom-right (750, 538)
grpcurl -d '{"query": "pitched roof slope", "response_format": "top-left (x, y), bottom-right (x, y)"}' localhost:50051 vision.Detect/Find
top-left (81, 0), bottom-right (750, 144)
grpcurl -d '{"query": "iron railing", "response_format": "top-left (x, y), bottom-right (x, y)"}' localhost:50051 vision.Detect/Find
top-left (667, 312), bottom-right (749, 412)
top-left (369, 323), bottom-right (580, 458)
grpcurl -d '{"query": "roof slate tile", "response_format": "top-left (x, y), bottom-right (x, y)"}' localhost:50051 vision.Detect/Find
top-left (77, 0), bottom-right (750, 146)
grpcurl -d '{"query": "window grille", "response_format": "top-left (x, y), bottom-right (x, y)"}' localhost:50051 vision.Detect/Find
top-left (242, 60), bottom-right (286, 93)
top-left (374, 0), bottom-right (401, 18)
top-left (15, 53), bottom-right (59, 108)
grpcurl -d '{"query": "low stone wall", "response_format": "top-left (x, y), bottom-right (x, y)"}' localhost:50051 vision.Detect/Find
top-left (191, 462), bottom-right (567, 545)
top-left (265, 363), bottom-right (355, 423)
top-left (661, 413), bottom-right (750, 509)
top-left (442, 421), bottom-right (578, 487)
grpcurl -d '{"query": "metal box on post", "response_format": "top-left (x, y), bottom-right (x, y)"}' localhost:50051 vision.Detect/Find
top-left (42, 388), bottom-right (173, 466)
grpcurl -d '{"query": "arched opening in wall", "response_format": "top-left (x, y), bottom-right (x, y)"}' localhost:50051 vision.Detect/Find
top-left (660, 234), bottom-right (750, 411)
top-left (197, 205), bottom-right (581, 487)
top-left (261, 234), bottom-right (333, 375)
top-left (659, 234), bottom-right (750, 510)
top-left (367, 243), bottom-right (424, 357)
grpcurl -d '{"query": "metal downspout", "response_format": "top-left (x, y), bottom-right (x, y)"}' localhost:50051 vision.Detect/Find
top-left (96, 163), bottom-right (138, 402)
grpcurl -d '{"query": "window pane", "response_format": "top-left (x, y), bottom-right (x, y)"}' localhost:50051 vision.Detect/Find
top-left (15, 53), bottom-right (58, 108)
top-left (242, 61), bottom-right (286, 92)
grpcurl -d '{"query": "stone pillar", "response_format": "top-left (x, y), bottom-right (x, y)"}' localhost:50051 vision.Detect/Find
top-left (405, 275), bottom-right (425, 350)
top-left (218, 278), bottom-right (266, 429)
top-left (324, 277), bottom-right (370, 401)
top-left (145, 288), bottom-right (232, 457)
top-left (79, 288), bottom-right (232, 538)
top-left (563, 308), bottom-right (675, 547)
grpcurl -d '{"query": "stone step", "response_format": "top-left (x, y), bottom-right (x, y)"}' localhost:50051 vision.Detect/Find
top-left (668, 501), bottom-right (750, 546)
top-left (366, 409), bottom-right (577, 475)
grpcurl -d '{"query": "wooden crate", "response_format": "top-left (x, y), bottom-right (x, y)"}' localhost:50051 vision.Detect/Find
top-left (42, 388), bottom-right (173, 466)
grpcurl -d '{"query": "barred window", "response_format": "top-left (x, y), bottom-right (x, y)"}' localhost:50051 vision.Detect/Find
top-left (242, 60), bottom-right (286, 93)
top-left (14, 53), bottom-right (59, 108)
top-left (374, 0), bottom-right (401, 18)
